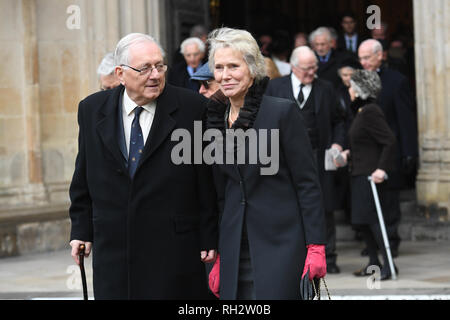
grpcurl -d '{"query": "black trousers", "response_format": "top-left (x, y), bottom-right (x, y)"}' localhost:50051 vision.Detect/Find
top-left (325, 210), bottom-right (337, 265)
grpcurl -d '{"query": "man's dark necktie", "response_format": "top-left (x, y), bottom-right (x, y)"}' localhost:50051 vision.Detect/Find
top-left (128, 107), bottom-right (144, 178)
top-left (348, 38), bottom-right (354, 52)
top-left (297, 84), bottom-right (305, 105)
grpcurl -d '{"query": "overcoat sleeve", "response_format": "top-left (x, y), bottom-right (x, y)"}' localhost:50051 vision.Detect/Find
top-left (69, 100), bottom-right (94, 242)
top-left (364, 105), bottom-right (397, 172)
top-left (280, 102), bottom-right (327, 245)
top-left (194, 105), bottom-right (219, 251)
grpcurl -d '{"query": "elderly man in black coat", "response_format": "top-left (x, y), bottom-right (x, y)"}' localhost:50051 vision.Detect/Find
top-left (358, 39), bottom-right (419, 255)
top-left (69, 33), bottom-right (218, 299)
top-left (265, 46), bottom-right (345, 274)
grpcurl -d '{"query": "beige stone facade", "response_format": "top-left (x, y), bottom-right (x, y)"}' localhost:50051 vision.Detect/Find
top-left (414, 0), bottom-right (450, 219)
top-left (0, 0), bottom-right (448, 256)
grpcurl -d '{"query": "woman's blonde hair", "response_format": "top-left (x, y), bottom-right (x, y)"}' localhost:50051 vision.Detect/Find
top-left (208, 27), bottom-right (267, 81)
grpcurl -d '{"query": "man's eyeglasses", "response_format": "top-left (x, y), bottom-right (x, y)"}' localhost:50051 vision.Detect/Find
top-left (121, 63), bottom-right (167, 76)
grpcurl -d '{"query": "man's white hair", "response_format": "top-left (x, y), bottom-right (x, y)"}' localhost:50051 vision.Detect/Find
top-left (114, 33), bottom-right (166, 66)
top-left (309, 27), bottom-right (332, 44)
top-left (97, 52), bottom-right (115, 76)
top-left (208, 27), bottom-right (266, 81)
top-left (180, 37), bottom-right (206, 55)
top-left (359, 39), bottom-right (383, 55)
top-left (290, 46), bottom-right (318, 67)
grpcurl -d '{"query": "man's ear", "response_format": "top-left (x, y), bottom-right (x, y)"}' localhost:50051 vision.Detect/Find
top-left (115, 66), bottom-right (125, 85)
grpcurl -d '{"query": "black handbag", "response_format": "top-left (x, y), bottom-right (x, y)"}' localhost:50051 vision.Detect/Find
top-left (300, 270), bottom-right (331, 300)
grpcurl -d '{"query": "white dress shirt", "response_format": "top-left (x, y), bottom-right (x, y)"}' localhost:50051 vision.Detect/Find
top-left (272, 56), bottom-right (292, 76)
top-left (122, 89), bottom-right (156, 155)
top-left (291, 73), bottom-right (312, 109)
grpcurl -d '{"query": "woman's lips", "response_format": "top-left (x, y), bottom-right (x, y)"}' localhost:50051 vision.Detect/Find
top-left (222, 83), bottom-right (236, 89)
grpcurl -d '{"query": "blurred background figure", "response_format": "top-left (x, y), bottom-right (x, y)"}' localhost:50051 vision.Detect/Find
top-left (270, 30), bottom-right (292, 76)
top-left (168, 37), bottom-right (205, 92)
top-left (371, 22), bottom-right (388, 41)
top-left (328, 27), bottom-right (339, 50)
top-left (264, 57), bottom-right (282, 79)
top-left (172, 24), bottom-right (209, 65)
top-left (190, 62), bottom-right (220, 98)
top-left (310, 27), bottom-right (348, 88)
top-left (258, 33), bottom-right (273, 57)
top-left (334, 58), bottom-right (361, 228)
top-left (337, 12), bottom-right (366, 55)
top-left (293, 32), bottom-right (308, 48)
top-left (97, 52), bottom-right (120, 91)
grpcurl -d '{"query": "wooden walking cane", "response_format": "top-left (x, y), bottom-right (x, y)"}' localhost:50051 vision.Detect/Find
top-left (79, 244), bottom-right (88, 300)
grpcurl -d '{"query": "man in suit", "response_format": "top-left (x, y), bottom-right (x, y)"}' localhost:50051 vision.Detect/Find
top-left (310, 27), bottom-right (349, 88)
top-left (337, 12), bottom-right (366, 55)
top-left (168, 37), bottom-right (205, 92)
top-left (265, 46), bottom-right (346, 274)
top-left (358, 39), bottom-right (419, 255)
top-left (69, 33), bottom-right (218, 299)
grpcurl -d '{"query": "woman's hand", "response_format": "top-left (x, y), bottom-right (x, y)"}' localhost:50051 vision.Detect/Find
top-left (201, 249), bottom-right (217, 263)
top-left (209, 254), bottom-right (220, 298)
top-left (302, 244), bottom-right (327, 280)
top-left (371, 169), bottom-right (387, 184)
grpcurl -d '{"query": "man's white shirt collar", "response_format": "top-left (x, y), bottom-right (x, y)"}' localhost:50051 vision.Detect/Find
top-left (123, 89), bottom-right (156, 116)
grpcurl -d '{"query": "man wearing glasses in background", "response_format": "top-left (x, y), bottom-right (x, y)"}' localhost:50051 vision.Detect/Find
top-left (69, 33), bottom-right (218, 299)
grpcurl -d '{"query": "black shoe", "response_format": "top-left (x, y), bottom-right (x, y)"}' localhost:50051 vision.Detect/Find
top-left (353, 263), bottom-right (381, 277)
top-left (380, 265), bottom-right (399, 281)
top-left (327, 263), bottom-right (340, 274)
top-left (360, 248), bottom-right (369, 256)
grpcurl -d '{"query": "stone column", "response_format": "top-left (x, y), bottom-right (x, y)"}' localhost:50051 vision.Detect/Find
top-left (414, 0), bottom-right (450, 219)
top-left (0, 0), bottom-right (46, 207)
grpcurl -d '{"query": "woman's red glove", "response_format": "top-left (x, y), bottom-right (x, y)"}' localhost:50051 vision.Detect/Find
top-left (208, 254), bottom-right (220, 298)
top-left (302, 244), bottom-right (327, 280)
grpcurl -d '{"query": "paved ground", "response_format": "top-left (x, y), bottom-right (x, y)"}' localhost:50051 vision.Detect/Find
top-left (0, 240), bottom-right (449, 300)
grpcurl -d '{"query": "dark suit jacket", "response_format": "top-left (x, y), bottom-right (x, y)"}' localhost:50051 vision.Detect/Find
top-left (167, 61), bottom-right (200, 92)
top-left (211, 96), bottom-right (326, 299)
top-left (69, 84), bottom-right (218, 299)
top-left (377, 67), bottom-right (418, 188)
top-left (265, 76), bottom-right (345, 211)
top-left (316, 50), bottom-right (348, 88)
top-left (337, 33), bottom-right (366, 54)
top-left (348, 103), bottom-right (397, 176)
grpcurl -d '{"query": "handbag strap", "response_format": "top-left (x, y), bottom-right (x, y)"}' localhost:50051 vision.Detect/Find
top-left (311, 278), bottom-right (331, 300)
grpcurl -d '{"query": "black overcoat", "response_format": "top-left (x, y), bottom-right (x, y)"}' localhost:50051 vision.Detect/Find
top-left (69, 84), bottom-right (218, 299)
top-left (265, 77), bottom-right (345, 211)
top-left (210, 95), bottom-right (326, 299)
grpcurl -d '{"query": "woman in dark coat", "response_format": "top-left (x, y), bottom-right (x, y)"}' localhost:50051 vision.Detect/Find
top-left (341, 69), bottom-right (398, 280)
top-left (206, 27), bottom-right (327, 300)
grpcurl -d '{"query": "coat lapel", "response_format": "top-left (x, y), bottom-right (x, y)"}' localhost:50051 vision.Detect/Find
top-left (96, 85), bottom-right (127, 170)
top-left (137, 84), bottom-right (177, 169)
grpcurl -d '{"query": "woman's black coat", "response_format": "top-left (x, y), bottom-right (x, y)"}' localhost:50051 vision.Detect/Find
top-left (207, 85), bottom-right (326, 300)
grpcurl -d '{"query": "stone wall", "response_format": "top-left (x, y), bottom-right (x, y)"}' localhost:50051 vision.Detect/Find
top-left (413, 0), bottom-right (450, 219)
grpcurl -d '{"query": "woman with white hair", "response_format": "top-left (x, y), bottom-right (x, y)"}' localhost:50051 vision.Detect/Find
top-left (206, 27), bottom-right (327, 299)
top-left (341, 69), bottom-right (398, 280)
